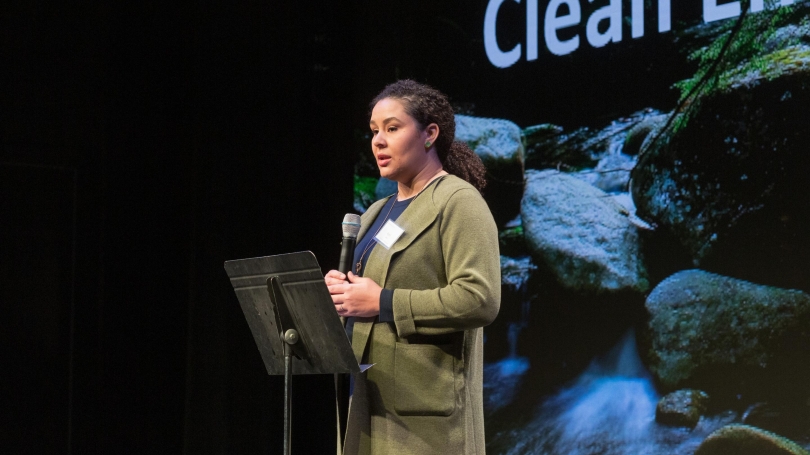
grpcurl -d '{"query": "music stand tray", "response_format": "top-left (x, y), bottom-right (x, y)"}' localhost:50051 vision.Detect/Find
top-left (224, 251), bottom-right (363, 454)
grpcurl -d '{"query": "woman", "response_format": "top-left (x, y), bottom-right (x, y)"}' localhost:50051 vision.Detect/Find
top-left (326, 80), bottom-right (500, 455)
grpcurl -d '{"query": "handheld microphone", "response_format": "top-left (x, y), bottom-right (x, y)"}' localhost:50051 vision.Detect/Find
top-left (339, 213), bottom-right (361, 274)
top-left (336, 214), bottom-right (360, 451)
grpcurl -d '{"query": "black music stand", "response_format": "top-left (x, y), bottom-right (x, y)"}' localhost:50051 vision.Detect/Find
top-left (224, 251), bottom-right (364, 455)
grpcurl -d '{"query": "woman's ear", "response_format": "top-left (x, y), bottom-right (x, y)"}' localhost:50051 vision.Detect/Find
top-left (425, 123), bottom-right (439, 146)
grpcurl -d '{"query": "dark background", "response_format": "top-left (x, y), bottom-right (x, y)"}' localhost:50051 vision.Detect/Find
top-left (2, 1), bottom-right (353, 453)
top-left (2, 1), bottom-right (698, 453)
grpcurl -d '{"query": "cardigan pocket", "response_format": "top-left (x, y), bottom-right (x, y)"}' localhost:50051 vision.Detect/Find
top-left (394, 343), bottom-right (456, 416)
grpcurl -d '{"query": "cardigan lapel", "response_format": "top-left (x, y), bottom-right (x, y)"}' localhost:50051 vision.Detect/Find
top-left (348, 195), bottom-right (391, 364)
top-left (350, 179), bottom-right (444, 363)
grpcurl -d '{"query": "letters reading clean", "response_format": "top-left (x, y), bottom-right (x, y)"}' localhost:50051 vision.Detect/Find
top-left (484, 0), bottom-right (792, 67)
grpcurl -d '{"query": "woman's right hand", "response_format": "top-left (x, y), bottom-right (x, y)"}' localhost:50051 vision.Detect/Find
top-left (324, 269), bottom-right (348, 287)
top-left (325, 270), bottom-right (350, 316)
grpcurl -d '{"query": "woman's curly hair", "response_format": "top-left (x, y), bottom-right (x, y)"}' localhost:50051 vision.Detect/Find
top-left (370, 80), bottom-right (487, 193)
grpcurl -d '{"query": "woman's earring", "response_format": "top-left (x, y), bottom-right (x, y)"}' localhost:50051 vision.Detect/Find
top-left (425, 140), bottom-right (432, 148)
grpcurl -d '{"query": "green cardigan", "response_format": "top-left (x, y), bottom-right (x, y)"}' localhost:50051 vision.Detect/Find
top-left (343, 175), bottom-right (501, 455)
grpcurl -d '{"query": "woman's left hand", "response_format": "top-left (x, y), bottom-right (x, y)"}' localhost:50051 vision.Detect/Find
top-left (328, 272), bottom-right (382, 318)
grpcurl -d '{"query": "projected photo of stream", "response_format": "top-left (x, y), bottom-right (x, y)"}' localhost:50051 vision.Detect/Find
top-left (355, 0), bottom-right (810, 453)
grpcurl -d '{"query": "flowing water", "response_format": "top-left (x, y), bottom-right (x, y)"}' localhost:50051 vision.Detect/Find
top-left (488, 255), bottom-right (741, 454)
top-left (489, 330), bottom-right (739, 455)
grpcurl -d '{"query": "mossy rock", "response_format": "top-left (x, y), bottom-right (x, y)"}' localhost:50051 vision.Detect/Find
top-left (695, 424), bottom-right (810, 455)
top-left (631, 57), bottom-right (810, 291)
top-left (644, 270), bottom-right (810, 393)
top-left (656, 389), bottom-right (710, 428)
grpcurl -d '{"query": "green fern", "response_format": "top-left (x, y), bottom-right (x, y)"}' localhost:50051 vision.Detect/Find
top-left (671, 0), bottom-right (797, 132)
top-left (353, 175), bottom-right (378, 210)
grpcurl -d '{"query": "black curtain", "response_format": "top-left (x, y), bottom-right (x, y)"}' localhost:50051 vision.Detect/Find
top-left (2, 1), bottom-right (354, 453)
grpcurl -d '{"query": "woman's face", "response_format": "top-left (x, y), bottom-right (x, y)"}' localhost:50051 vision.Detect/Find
top-left (369, 98), bottom-right (431, 184)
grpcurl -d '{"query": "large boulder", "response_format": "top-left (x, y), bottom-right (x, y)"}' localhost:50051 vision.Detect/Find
top-left (521, 169), bottom-right (648, 293)
top-left (631, 44), bottom-right (810, 292)
top-left (694, 424), bottom-right (810, 455)
top-left (644, 269), bottom-right (810, 392)
top-left (455, 114), bottom-right (524, 226)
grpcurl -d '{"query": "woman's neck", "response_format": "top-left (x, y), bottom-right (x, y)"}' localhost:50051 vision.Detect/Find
top-left (397, 164), bottom-right (447, 200)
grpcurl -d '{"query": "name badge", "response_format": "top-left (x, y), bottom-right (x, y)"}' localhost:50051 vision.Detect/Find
top-left (374, 220), bottom-right (404, 250)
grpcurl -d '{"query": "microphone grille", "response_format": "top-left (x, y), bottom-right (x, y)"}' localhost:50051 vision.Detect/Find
top-left (342, 213), bottom-right (361, 238)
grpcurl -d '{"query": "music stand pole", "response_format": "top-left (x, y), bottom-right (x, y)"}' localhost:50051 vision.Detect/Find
top-left (282, 329), bottom-right (298, 455)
